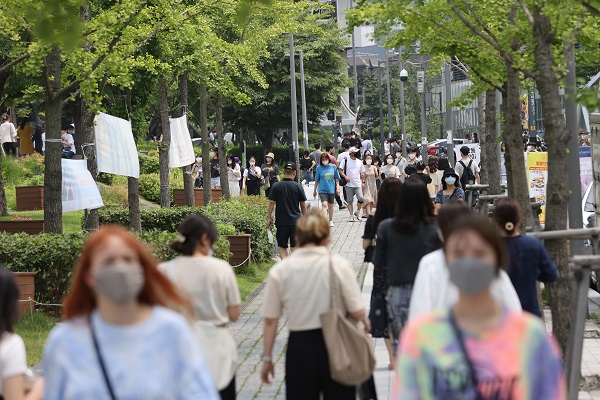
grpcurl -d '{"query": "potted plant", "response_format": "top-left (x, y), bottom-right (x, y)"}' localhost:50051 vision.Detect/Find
top-left (16, 185), bottom-right (44, 211)
top-left (217, 222), bottom-right (251, 267)
top-left (0, 216), bottom-right (44, 234)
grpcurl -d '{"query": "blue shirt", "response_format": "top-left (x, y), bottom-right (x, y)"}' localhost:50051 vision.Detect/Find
top-left (43, 306), bottom-right (219, 400)
top-left (314, 164), bottom-right (340, 194)
top-left (503, 235), bottom-right (558, 316)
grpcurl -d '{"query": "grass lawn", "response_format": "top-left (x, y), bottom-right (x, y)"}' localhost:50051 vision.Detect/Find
top-left (14, 311), bottom-right (57, 366)
top-left (236, 261), bottom-right (273, 301)
top-left (0, 210), bottom-right (85, 234)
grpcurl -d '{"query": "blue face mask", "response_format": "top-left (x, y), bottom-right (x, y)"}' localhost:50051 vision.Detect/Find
top-left (445, 177), bottom-right (457, 186)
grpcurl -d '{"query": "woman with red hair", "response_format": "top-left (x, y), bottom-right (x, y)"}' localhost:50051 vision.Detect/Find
top-left (42, 226), bottom-right (219, 400)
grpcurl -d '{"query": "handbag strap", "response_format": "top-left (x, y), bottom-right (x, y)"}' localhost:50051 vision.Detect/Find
top-left (89, 316), bottom-right (117, 400)
top-left (448, 311), bottom-right (482, 400)
top-left (328, 255), bottom-right (341, 310)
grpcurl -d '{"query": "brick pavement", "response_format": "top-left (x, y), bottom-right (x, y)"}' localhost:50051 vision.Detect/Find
top-left (231, 206), bottom-right (366, 399)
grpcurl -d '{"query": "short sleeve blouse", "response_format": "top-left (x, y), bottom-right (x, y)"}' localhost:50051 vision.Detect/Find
top-left (0, 333), bottom-right (27, 395)
top-left (434, 187), bottom-right (465, 205)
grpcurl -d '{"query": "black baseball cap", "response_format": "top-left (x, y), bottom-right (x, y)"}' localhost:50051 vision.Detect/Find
top-left (284, 161), bottom-right (296, 170)
top-left (460, 146), bottom-right (470, 155)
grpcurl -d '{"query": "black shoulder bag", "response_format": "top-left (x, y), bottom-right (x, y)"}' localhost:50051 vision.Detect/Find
top-left (90, 317), bottom-right (117, 400)
top-left (339, 158), bottom-right (348, 187)
top-left (449, 312), bottom-right (484, 400)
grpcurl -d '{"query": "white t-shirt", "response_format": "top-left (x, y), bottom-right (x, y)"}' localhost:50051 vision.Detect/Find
top-left (159, 256), bottom-right (241, 326)
top-left (62, 133), bottom-right (75, 152)
top-left (262, 247), bottom-right (364, 331)
top-left (243, 166), bottom-right (261, 179)
top-left (337, 151), bottom-right (349, 167)
top-left (408, 249), bottom-right (522, 321)
top-left (0, 333), bottom-right (27, 395)
top-left (341, 157), bottom-right (365, 188)
top-left (455, 157), bottom-right (480, 181)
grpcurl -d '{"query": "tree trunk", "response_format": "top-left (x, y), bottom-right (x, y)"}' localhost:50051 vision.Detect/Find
top-left (198, 83), bottom-right (211, 206)
top-left (158, 74), bottom-right (171, 208)
top-left (79, 96), bottom-right (99, 231)
top-left (503, 66), bottom-right (533, 228)
top-left (0, 155), bottom-right (8, 216)
top-left (532, 5), bottom-right (571, 356)
top-left (128, 177), bottom-right (141, 231)
top-left (216, 95), bottom-right (230, 200)
top-left (478, 94), bottom-right (488, 185)
top-left (264, 131), bottom-right (274, 153)
top-left (43, 47), bottom-right (63, 234)
top-left (482, 89), bottom-right (502, 195)
top-left (179, 72), bottom-right (194, 207)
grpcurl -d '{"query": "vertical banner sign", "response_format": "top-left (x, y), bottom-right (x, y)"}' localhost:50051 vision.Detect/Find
top-left (591, 127), bottom-right (600, 226)
top-left (94, 113), bottom-right (139, 178)
top-left (528, 84), bottom-right (537, 138)
top-left (527, 152), bottom-right (548, 225)
top-left (580, 146), bottom-right (593, 196)
top-left (169, 115), bottom-right (195, 169)
top-left (62, 159), bottom-right (104, 212)
top-left (521, 94), bottom-right (529, 131)
top-left (417, 71), bottom-right (425, 94)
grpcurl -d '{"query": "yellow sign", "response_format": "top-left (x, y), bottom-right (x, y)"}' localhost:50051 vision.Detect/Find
top-left (526, 152), bottom-right (548, 225)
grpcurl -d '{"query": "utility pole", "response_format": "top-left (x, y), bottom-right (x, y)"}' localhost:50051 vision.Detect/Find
top-left (418, 66), bottom-right (427, 163)
top-left (445, 61), bottom-right (454, 165)
top-left (564, 41), bottom-right (584, 400)
top-left (288, 34), bottom-right (300, 178)
top-left (351, 14), bottom-right (359, 112)
top-left (299, 50), bottom-right (309, 151)
top-left (378, 60), bottom-right (385, 158)
top-left (385, 48), bottom-right (393, 142)
top-left (399, 54), bottom-right (407, 159)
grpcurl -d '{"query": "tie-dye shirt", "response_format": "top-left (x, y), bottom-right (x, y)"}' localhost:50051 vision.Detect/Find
top-left (393, 310), bottom-right (566, 400)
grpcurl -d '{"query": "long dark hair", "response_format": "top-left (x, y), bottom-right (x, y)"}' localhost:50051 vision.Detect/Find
top-left (171, 214), bottom-right (219, 256)
top-left (226, 154), bottom-right (236, 166)
top-left (428, 155), bottom-right (439, 173)
top-left (438, 157), bottom-right (450, 172)
top-left (374, 178), bottom-right (402, 230)
top-left (19, 117), bottom-right (29, 130)
top-left (393, 178), bottom-right (435, 234)
top-left (0, 267), bottom-right (19, 337)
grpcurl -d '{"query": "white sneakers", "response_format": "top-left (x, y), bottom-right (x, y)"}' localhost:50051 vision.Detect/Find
top-left (349, 215), bottom-right (356, 222)
top-left (329, 221), bottom-right (334, 227)
top-left (354, 211), bottom-right (361, 220)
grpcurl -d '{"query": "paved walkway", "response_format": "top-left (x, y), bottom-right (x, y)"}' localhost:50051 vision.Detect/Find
top-left (231, 206), bottom-right (600, 399)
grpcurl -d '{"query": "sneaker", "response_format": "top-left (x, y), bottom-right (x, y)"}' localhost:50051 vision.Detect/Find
top-left (348, 215), bottom-right (356, 222)
top-left (362, 215), bottom-right (368, 219)
top-left (354, 211), bottom-right (360, 220)
top-left (329, 221), bottom-right (334, 227)
top-left (339, 205), bottom-right (347, 210)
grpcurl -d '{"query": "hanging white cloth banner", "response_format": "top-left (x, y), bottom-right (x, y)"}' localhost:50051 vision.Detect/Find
top-left (62, 159), bottom-right (104, 212)
top-left (95, 112), bottom-right (139, 178)
top-left (169, 115), bottom-right (195, 168)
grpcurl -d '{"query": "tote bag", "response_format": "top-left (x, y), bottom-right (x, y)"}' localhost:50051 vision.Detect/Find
top-left (320, 257), bottom-right (375, 386)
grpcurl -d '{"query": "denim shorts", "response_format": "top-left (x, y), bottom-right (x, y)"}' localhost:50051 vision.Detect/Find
top-left (345, 186), bottom-right (364, 204)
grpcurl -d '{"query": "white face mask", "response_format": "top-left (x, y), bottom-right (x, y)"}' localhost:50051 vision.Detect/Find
top-left (322, 160), bottom-right (330, 166)
top-left (386, 158), bottom-right (393, 164)
top-left (196, 157), bottom-right (202, 163)
top-left (408, 154), bottom-right (416, 160)
top-left (210, 152), bottom-right (215, 158)
top-left (250, 161), bottom-right (255, 166)
top-left (527, 146), bottom-right (533, 151)
top-left (366, 159), bottom-right (372, 165)
top-left (266, 157), bottom-right (273, 163)
top-left (228, 160), bottom-right (232, 165)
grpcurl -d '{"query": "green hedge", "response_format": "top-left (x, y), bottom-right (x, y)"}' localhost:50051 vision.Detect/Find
top-left (0, 231), bottom-right (230, 307)
top-left (97, 196), bottom-right (271, 263)
top-left (139, 153), bottom-right (160, 175)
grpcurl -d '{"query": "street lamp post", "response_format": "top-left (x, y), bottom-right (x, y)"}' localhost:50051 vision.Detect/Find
top-left (378, 60), bottom-right (385, 158)
top-left (299, 50), bottom-right (309, 151)
top-left (385, 49), bottom-right (393, 142)
top-left (288, 34), bottom-right (300, 178)
top-left (399, 65), bottom-right (407, 159)
top-left (445, 61), bottom-right (454, 165)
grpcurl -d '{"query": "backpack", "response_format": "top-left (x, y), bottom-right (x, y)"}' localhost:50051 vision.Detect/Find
top-left (459, 160), bottom-right (476, 188)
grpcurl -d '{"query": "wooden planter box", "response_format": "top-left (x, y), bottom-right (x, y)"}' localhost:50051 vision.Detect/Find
top-left (173, 188), bottom-right (222, 207)
top-left (13, 272), bottom-right (37, 317)
top-left (0, 220), bottom-right (44, 234)
top-left (16, 185), bottom-right (44, 211)
top-left (225, 234), bottom-right (251, 267)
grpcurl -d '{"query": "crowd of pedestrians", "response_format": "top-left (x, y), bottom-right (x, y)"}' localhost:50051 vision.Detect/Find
top-left (0, 131), bottom-right (567, 400)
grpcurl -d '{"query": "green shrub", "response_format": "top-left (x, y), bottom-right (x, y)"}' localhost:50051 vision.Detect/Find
top-left (0, 230), bottom-right (230, 306)
top-left (139, 174), bottom-right (161, 203)
top-left (97, 173), bottom-right (115, 185)
top-left (97, 197), bottom-right (271, 262)
top-left (148, 150), bottom-right (159, 158)
top-left (139, 153), bottom-right (160, 174)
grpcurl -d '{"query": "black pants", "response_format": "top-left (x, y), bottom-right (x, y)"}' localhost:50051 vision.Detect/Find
top-left (246, 181), bottom-right (260, 196)
top-left (219, 376), bottom-right (235, 400)
top-left (2, 142), bottom-right (16, 156)
top-left (335, 193), bottom-right (343, 207)
top-left (286, 329), bottom-right (355, 400)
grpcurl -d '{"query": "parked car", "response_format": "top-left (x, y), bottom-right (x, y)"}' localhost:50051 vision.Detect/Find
top-left (427, 138), bottom-right (467, 156)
